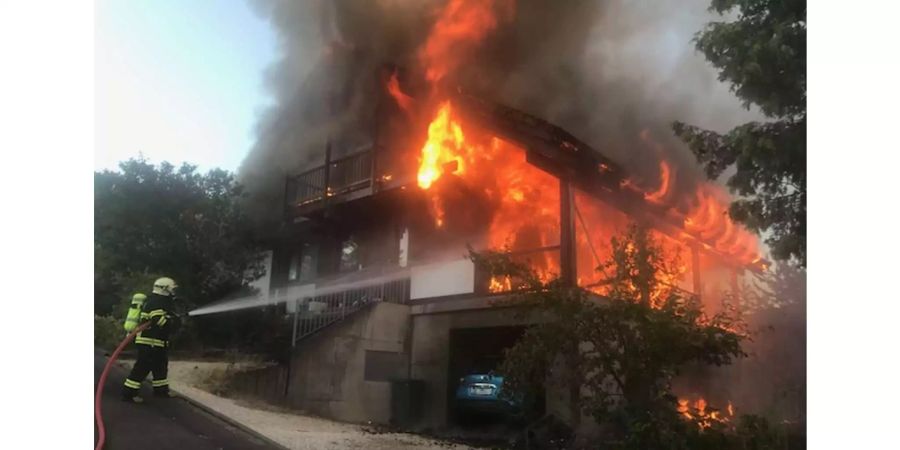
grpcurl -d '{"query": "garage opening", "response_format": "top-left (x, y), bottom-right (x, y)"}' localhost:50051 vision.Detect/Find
top-left (447, 325), bottom-right (544, 427)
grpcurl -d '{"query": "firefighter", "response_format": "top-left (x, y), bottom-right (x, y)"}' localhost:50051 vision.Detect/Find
top-left (121, 277), bottom-right (180, 403)
top-left (122, 293), bottom-right (147, 334)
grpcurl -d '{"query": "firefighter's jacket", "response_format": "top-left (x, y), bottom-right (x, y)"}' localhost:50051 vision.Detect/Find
top-left (122, 295), bottom-right (145, 332)
top-left (135, 293), bottom-right (178, 347)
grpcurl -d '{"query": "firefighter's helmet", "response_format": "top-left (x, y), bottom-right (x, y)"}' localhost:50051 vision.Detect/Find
top-left (132, 293), bottom-right (147, 302)
top-left (152, 277), bottom-right (178, 297)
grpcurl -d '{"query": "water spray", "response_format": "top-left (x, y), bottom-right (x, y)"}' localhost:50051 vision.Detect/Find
top-left (188, 268), bottom-right (414, 317)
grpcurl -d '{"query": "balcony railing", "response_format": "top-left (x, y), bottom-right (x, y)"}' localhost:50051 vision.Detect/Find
top-left (284, 148), bottom-right (375, 216)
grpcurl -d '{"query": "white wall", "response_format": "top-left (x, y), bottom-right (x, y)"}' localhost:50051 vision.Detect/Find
top-left (410, 258), bottom-right (475, 300)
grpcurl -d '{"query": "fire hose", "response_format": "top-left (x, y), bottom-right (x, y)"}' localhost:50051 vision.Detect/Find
top-left (95, 321), bottom-right (151, 450)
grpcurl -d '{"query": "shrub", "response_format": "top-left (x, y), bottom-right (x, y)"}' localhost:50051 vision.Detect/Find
top-left (94, 314), bottom-right (123, 351)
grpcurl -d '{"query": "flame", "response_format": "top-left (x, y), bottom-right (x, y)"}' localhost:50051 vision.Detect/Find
top-left (415, 104), bottom-right (759, 298)
top-left (629, 131), bottom-right (761, 265)
top-left (417, 102), bottom-right (469, 189)
top-left (683, 185), bottom-right (760, 264)
top-left (572, 192), bottom-right (690, 306)
top-left (489, 275), bottom-right (512, 293)
top-left (644, 160), bottom-right (672, 203)
top-left (678, 396), bottom-right (735, 430)
top-left (386, 70), bottom-right (414, 112)
top-left (412, 103), bottom-right (761, 302)
top-left (418, 0), bottom-right (514, 82)
top-left (416, 101), bottom-right (561, 289)
top-left (639, 130), bottom-right (675, 204)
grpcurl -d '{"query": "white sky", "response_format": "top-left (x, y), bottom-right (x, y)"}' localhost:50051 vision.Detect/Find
top-left (94, 1), bottom-right (278, 173)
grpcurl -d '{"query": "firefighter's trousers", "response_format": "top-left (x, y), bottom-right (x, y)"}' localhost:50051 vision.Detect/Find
top-left (121, 343), bottom-right (169, 398)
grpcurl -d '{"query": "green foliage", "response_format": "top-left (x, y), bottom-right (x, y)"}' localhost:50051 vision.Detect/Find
top-left (95, 157), bottom-right (264, 315)
top-left (742, 262), bottom-right (806, 313)
top-left (673, 0), bottom-right (806, 266)
top-left (618, 411), bottom-right (792, 450)
top-left (474, 225), bottom-right (750, 448)
top-left (94, 314), bottom-right (123, 351)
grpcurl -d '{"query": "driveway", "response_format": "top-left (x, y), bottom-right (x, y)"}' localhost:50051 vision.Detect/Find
top-left (94, 348), bottom-right (280, 450)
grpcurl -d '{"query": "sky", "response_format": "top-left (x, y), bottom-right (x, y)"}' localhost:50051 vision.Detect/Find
top-left (95, 0), bottom-right (278, 173)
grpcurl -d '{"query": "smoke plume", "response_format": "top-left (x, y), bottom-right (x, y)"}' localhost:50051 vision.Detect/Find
top-left (239, 0), bottom-right (759, 228)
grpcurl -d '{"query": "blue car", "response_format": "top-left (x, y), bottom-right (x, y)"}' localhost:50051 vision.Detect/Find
top-left (454, 372), bottom-right (523, 417)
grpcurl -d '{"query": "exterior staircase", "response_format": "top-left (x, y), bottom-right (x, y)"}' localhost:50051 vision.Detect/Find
top-left (289, 276), bottom-right (410, 345)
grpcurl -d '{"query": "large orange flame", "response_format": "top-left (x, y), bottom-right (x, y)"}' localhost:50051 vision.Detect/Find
top-left (415, 103), bottom-right (760, 301)
top-left (417, 101), bottom-right (560, 288)
top-left (417, 102), bottom-right (470, 189)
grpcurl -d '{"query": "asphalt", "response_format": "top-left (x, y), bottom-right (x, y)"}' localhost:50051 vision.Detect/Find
top-left (94, 348), bottom-right (278, 450)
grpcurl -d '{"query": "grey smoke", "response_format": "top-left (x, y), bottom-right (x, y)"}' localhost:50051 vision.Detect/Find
top-left (238, 0), bottom-right (762, 229)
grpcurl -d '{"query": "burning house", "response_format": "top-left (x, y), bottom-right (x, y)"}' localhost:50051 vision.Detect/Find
top-left (198, 0), bottom-right (785, 432)
top-left (202, 78), bottom-right (767, 429)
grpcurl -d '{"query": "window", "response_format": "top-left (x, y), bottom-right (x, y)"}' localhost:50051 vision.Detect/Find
top-left (288, 244), bottom-right (317, 282)
top-left (288, 254), bottom-right (301, 281)
top-left (299, 249), bottom-right (316, 281)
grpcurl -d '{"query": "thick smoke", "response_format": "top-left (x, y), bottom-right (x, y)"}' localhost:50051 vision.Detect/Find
top-left (239, 0), bottom-right (759, 229)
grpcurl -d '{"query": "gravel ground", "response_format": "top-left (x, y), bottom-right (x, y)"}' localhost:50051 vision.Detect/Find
top-left (118, 359), bottom-right (479, 450)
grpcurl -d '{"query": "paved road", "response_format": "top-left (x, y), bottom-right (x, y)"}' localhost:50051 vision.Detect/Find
top-left (94, 349), bottom-right (278, 450)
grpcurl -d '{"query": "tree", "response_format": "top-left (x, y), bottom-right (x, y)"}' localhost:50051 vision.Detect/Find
top-left (473, 225), bottom-right (748, 448)
top-left (673, 0), bottom-right (806, 266)
top-left (94, 158), bottom-right (264, 317)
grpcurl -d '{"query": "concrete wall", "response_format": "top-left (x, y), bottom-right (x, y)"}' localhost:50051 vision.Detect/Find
top-left (230, 296), bottom-right (580, 430)
top-left (283, 302), bottom-right (411, 424)
top-left (230, 302), bottom-right (411, 425)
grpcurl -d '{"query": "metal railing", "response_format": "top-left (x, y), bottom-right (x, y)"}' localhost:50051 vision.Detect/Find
top-left (290, 277), bottom-right (410, 345)
top-left (284, 149), bottom-right (374, 212)
top-left (287, 166), bottom-right (326, 206)
top-left (329, 151), bottom-right (373, 195)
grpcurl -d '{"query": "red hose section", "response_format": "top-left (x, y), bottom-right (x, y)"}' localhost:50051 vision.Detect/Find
top-left (95, 322), bottom-right (152, 450)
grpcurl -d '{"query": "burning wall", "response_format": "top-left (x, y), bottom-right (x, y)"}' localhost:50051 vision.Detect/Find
top-left (405, 91), bottom-right (758, 305)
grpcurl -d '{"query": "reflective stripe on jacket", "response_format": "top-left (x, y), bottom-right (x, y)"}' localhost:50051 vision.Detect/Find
top-left (135, 293), bottom-right (175, 347)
